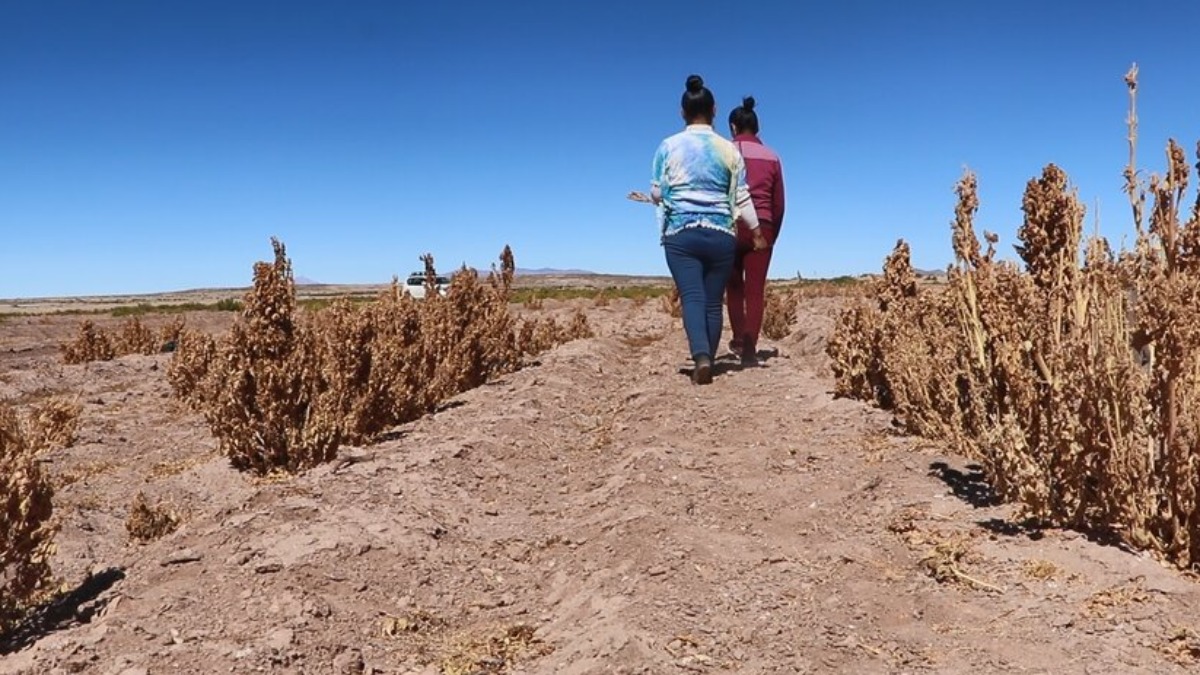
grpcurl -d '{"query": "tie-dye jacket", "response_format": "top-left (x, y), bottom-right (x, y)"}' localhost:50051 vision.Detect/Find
top-left (650, 124), bottom-right (757, 239)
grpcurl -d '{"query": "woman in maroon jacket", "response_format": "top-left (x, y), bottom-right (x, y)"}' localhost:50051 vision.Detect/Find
top-left (725, 96), bottom-right (786, 366)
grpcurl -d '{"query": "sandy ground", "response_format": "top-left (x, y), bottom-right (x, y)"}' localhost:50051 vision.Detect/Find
top-left (2, 297), bottom-right (1200, 674)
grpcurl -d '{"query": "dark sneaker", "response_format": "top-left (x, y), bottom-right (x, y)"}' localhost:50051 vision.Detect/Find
top-left (692, 355), bottom-right (713, 385)
top-left (728, 340), bottom-right (744, 359)
top-left (741, 343), bottom-right (760, 367)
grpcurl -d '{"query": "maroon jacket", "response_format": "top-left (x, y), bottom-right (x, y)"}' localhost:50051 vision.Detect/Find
top-left (733, 133), bottom-right (785, 232)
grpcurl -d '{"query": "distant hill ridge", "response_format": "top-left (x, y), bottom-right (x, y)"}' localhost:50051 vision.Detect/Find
top-left (290, 268), bottom-right (599, 286)
top-left (516, 267), bottom-right (595, 275)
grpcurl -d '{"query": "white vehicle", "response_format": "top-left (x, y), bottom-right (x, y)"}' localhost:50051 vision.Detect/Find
top-left (403, 272), bottom-right (451, 299)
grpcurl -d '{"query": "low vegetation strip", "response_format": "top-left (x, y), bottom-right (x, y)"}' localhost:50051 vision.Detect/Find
top-left (167, 240), bottom-right (592, 475)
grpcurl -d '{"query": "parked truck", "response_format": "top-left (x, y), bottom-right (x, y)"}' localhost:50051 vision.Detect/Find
top-left (403, 272), bottom-right (451, 299)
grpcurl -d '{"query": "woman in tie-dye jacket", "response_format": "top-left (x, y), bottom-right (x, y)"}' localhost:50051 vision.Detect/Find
top-left (651, 74), bottom-right (767, 384)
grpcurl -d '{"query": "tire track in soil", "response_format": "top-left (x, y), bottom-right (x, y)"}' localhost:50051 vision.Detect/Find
top-left (2, 301), bottom-right (1200, 674)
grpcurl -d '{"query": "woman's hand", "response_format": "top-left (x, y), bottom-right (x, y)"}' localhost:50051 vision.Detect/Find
top-left (628, 190), bottom-right (663, 205)
top-left (751, 228), bottom-right (770, 251)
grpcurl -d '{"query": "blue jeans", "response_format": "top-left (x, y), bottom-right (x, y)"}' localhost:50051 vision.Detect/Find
top-left (663, 227), bottom-right (736, 360)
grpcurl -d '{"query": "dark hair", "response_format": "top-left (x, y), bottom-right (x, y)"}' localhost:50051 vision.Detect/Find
top-left (729, 96), bottom-right (759, 134)
top-left (681, 74), bottom-right (715, 123)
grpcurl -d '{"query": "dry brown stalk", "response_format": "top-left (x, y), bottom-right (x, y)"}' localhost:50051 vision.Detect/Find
top-left (1124, 63), bottom-right (1145, 234)
top-left (439, 623), bottom-right (552, 675)
top-left (126, 492), bottom-right (180, 542)
top-left (1084, 578), bottom-right (1150, 618)
top-left (920, 537), bottom-right (1003, 594)
top-left (1161, 627), bottom-right (1200, 665)
top-left (1022, 559), bottom-right (1060, 581)
top-left (380, 609), bottom-right (447, 637)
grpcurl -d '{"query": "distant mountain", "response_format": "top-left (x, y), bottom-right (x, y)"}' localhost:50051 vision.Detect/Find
top-left (516, 267), bottom-right (595, 275)
top-left (295, 276), bottom-right (321, 285)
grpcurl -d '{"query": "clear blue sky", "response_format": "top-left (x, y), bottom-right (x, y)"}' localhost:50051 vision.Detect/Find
top-left (3, 0), bottom-right (1198, 298)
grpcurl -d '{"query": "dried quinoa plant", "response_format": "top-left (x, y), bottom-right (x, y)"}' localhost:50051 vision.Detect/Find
top-left (60, 320), bottom-right (115, 364)
top-left (62, 316), bottom-right (184, 364)
top-left (564, 308), bottom-right (594, 340)
top-left (308, 288), bottom-right (434, 445)
top-left (828, 239), bottom-right (962, 426)
top-left (23, 398), bottom-right (82, 453)
top-left (0, 400), bottom-right (57, 634)
top-left (516, 317), bottom-right (558, 356)
top-left (166, 329), bottom-right (218, 406)
top-left (762, 285), bottom-right (797, 341)
top-left (419, 265), bottom-right (520, 401)
top-left (113, 317), bottom-right (159, 355)
top-left (125, 492), bottom-right (179, 542)
top-left (497, 244), bottom-right (516, 299)
top-left (516, 310), bottom-right (594, 356)
top-left (201, 238), bottom-right (340, 475)
top-left (660, 284), bottom-right (682, 318)
top-left (829, 64), bottom-right (1200, 566)
top-left (158, 316), bottom-right (186, 347)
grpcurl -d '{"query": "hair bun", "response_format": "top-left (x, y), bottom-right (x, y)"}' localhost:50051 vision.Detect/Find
top-left (685, 75), bottom-right (704, 93)
top-left (742, 96), bottom-right (756, 111)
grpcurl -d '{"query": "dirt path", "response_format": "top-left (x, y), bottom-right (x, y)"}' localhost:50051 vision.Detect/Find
top-left (3, 300), bottom-right (1200, 674)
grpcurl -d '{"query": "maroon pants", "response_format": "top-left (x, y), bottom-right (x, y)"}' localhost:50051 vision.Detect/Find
top-left (726, 223), bottom-right (777, 355)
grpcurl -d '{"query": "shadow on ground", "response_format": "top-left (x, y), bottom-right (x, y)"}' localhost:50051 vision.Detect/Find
top-left (928, 461), bottom-right (1135, 551)
top-left (928, 461), bottom-right (1001, 508)
top-left (677, 347), bottom-right (786, 380)
top-left (0, 567), bottom-right (125, 655)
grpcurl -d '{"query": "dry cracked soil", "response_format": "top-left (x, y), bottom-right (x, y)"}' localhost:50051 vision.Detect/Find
top-left (3, 296), bottom-right (1200, 674)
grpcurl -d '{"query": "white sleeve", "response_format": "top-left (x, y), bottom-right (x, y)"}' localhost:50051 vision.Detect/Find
top-left (736, 185), bottom-right (758, 229)
top-left (732, 153), bottom-right (759, 230)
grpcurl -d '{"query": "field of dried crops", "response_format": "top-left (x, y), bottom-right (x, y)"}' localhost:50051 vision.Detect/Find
top-left (4, 237), bottom-right (1200, 673)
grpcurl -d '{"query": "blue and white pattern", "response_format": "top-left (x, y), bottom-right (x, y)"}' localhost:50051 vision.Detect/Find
top-left (651, 125), bottom-right (751, 238)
